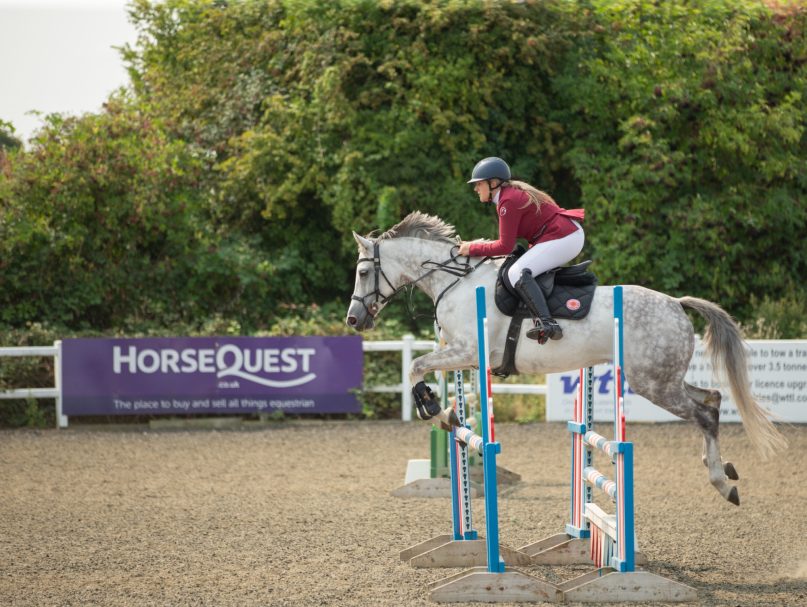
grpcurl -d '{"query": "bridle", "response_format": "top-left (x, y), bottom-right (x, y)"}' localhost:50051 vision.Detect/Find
top-left (351, 240), bottom-right (489, 323)
top-left (351, 242), bottom-right (399, 319)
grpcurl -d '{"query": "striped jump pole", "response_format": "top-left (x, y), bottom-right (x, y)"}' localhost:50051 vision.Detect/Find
top-left (519, 287), bottom-right (638, 569)
top-left (449, 369), bottom-right (478, 543)
top-left (392, 329), bottom-right (482, 499)
top-left (557, 286), bottom-right (634, 571)
top-left (401, 363), bottom-right (532, 569)
top-left (401, 342), bottom-right (524, 568)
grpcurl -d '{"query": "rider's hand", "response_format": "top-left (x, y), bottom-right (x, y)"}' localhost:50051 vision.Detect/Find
top-left (458, 241), bottom-right (471, 256)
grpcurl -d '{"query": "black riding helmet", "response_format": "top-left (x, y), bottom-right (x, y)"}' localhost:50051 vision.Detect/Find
top-left (467, 157), bottom-right (511, 183)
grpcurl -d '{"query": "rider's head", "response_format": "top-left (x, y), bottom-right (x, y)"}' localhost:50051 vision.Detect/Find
top-left (467, 157), bottom-right (511, 203)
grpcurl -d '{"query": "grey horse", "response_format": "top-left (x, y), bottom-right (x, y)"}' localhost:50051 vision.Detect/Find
top-left (346, 211), bottom-right (786, 506)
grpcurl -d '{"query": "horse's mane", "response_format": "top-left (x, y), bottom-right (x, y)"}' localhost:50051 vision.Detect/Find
top-left (376, 211), bottom-right (457, 244)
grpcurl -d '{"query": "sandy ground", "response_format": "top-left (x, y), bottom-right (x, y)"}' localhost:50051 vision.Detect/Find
top-left (1, 420), bottom-right (806, 607)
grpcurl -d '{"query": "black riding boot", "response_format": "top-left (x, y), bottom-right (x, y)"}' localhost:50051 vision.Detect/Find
top-left (513, 269), bottom-right (563, 344)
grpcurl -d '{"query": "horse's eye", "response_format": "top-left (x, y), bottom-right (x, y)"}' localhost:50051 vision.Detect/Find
top-left (359, 269), bottom-right (369, 278)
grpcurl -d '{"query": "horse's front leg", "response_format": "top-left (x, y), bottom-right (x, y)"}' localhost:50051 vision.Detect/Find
top-left (409, 343), bottom-right (476, 429)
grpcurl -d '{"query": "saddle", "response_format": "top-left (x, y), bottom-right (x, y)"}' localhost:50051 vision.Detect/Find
top-left (492, 246), bottom-right (598, 377)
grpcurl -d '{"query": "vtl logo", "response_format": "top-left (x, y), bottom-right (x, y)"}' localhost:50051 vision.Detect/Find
top-left (559, 369), bottom-right (635, 395)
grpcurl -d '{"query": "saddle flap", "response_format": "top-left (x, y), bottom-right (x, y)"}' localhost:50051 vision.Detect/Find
top-left (492, 258), bottom-right (598, 378)
top-left (496, 258), bottom-right (596, 312)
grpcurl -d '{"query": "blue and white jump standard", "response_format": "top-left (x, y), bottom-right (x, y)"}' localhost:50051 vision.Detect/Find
top-left (400, 365), bottom-right (530, 567)
top-left (427, 287), bottom-right (561, 603)
top-left (522, 286), bottom-right (698, 602)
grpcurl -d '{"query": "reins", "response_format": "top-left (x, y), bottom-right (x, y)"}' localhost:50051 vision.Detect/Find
top-left (426, 248), bottom-right (489, 323)
top-left (351, 241), bottom-right (489, 325)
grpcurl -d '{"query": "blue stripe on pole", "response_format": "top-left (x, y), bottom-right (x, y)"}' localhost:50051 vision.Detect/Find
top-left (623, 442), bottom-right (635, 571)
top-left (483, 441), bottom-right (505, 573)
top-left (567, 421), bottom-right (586, 434)
top-left (475, 286), bottom-right (489, 446)
top-left (449, 425), bottom-right (461, 541)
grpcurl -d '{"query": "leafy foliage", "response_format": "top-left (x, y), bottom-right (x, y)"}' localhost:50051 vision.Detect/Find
top-left (1, 0), bottom-right (805, 338)
top-left (0, 120), bottom-right (22, 153)
top-left (1, 99), bottom-right (204, 328)
top-left (554, 1), bottom-right (807, 316)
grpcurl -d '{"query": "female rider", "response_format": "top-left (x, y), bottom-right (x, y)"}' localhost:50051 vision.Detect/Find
top-left (458, 157), bottom-right (584, 344)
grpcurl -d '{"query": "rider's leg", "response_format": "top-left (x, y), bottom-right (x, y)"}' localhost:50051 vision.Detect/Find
top-left (508, 225), bottom-right (584, 343)
top-left (513, 268), bottom-right (563, 342)
top-left (506, 223), bottom-right (585, 283)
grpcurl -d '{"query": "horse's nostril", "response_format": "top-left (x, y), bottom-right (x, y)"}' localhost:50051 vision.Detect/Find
top-left (347, 316), bottom-right (358, 326)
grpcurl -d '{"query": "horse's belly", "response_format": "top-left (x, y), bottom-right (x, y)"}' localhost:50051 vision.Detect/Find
top-left (510, 331), bottom-right (612, 375)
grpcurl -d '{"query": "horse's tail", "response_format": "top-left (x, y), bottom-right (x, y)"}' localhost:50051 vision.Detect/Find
top-left (678, 296), bottom-right (788, 458)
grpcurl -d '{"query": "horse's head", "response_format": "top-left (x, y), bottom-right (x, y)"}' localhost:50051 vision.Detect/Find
top-left (345, 212), bottom-right (461, 331)
top-left (345, 232), bottom-right (393, 331)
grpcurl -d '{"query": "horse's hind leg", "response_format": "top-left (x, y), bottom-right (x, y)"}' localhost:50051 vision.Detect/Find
top-left (685, 383), bottom-right (739, 482)
top-left (632, 376), bottom-right (740, 505)
top-left (683, 382), bottom-right (740, 506)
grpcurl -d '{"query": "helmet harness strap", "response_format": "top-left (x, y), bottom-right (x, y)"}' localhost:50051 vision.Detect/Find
top-left (485, 178), bottom-right (505, 203)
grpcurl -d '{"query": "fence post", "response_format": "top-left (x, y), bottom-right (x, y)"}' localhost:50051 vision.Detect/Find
top-left (55, 340), bottom-right (68, 429)
top-left (401, 334), bottom-right (414, 421)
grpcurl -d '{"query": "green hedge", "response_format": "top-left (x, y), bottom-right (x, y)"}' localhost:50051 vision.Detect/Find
top-left (2, 1), bottom-right (803, 333)
top-left (554, 1), bottom-right (807, 317)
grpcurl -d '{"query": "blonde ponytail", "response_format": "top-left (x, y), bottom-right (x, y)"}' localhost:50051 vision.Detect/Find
top-left (506, 180), bottom-right (556, 210)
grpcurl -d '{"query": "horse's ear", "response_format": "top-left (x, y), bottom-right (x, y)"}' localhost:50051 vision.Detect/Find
top-left (353, 231), bottom-right (374, 251)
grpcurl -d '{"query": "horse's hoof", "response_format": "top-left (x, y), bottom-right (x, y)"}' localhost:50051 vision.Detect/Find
top-left (724, 462), bottom-right (739, 480)
top-left (446, 409), bottom-right (460, 428)
top-left (728, 487), bottom-right (740, 506)
top-left (414, 403), bottom-right (434, 421)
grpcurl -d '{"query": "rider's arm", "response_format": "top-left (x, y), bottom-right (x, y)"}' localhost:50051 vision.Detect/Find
top-left (468, 199), bottom-right (519, 257)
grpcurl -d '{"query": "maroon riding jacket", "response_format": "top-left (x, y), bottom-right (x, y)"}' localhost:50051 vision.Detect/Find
top-left (468, 186), bottom-right (584, 257)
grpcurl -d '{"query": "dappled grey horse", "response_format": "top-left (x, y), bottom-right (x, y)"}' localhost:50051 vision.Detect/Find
top-left (346, 212), bottom-right (786, 506)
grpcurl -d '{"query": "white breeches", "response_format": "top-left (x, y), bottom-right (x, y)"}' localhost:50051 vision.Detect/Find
top-left (507, 222), bottom-right (585, 285)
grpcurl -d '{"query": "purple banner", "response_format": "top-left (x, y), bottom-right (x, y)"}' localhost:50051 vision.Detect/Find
top-left (62, 336), bottom-right (363, 416)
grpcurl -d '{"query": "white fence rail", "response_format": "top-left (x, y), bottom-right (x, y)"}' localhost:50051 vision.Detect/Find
top-left (0, 337), bottom-right (546, 427)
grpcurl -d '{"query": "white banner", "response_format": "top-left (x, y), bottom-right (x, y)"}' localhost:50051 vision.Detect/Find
top-left (546, 339), bottom-right (807, 423)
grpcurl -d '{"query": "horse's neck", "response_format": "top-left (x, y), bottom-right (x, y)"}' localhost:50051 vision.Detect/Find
top-left (391, 238), bottom-right (497, 303)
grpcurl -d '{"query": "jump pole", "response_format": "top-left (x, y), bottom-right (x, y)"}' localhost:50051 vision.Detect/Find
top-left (401, 368), bottom-right (482, 566)
top-left (517, 362), bottom-right (649, 566)
top-left (428, 286), bottom-right (560, 603)
top-left (392, 330), bottom-right (459, 498)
